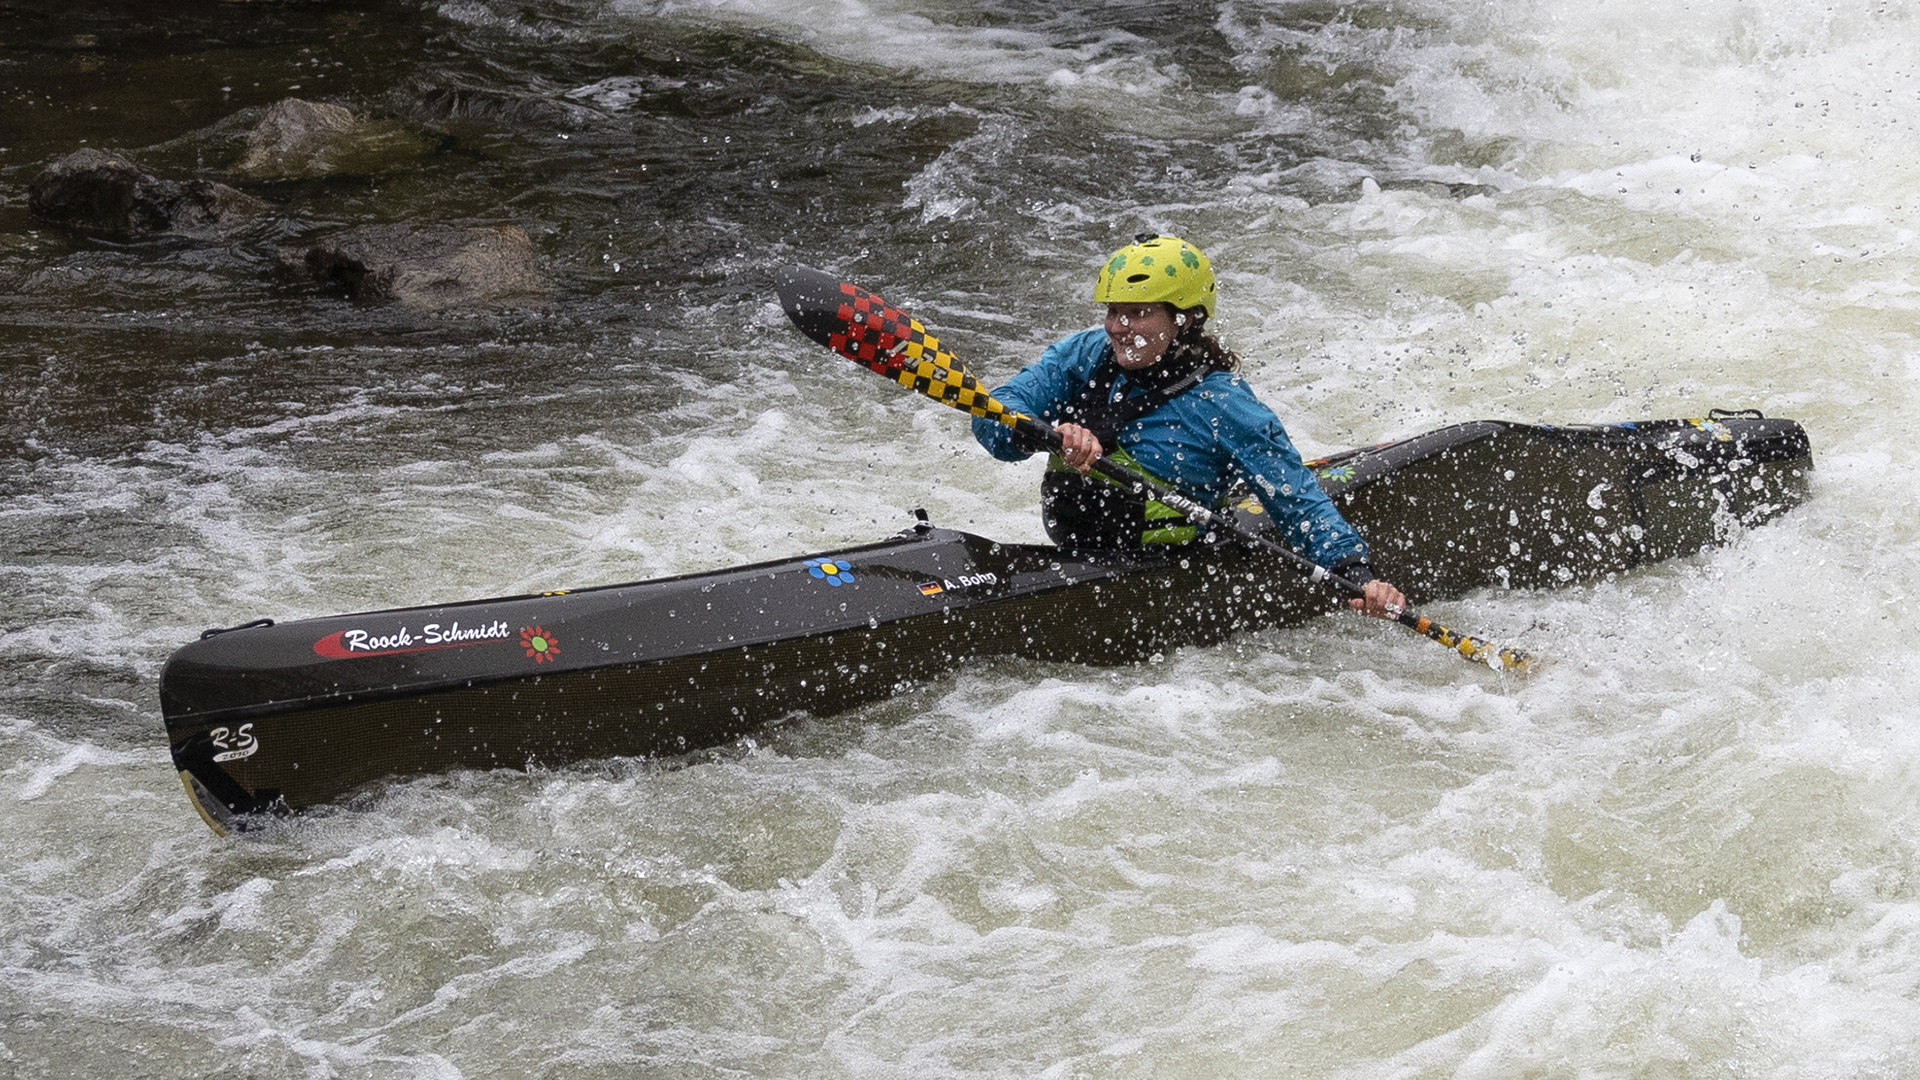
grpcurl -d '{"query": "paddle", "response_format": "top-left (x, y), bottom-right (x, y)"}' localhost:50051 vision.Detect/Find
top-left (773, 265), bottom-right (1534, 672)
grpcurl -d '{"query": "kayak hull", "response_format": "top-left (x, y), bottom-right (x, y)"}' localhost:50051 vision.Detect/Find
top-left (161, 413), bottom-right (1812, 830)
top-left (167, 532), bottom-right (1320, 827)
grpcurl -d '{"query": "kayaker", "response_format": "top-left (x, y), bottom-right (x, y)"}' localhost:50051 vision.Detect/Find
top-left (971, 234), bottom-right (1408, 621)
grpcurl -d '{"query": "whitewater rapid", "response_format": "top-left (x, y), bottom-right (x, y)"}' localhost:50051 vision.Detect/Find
top-left (2, 0), bottom-right (1917, 1074)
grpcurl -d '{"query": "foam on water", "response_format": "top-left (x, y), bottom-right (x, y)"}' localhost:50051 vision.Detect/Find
top-left (612, 0), bottom-right (1164, 91)
top-left (4, 0), bottom-right (1920, 1074)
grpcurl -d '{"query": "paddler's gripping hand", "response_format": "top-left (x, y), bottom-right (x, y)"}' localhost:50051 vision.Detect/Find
top-left (1349, 578), bottom-right (1409, 621)
top-left (1056, 423), bottom-right (1104, 475)
top-left (1331, 557), bottom-right (1406, 620)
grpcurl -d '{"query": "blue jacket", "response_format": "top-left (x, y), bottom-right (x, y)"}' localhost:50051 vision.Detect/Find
top-left (971, 327), bottom-right (1367, 567)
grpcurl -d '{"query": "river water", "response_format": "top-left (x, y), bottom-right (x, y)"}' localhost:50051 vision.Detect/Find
top-left (3, 0), bottom-right (1917, 1075)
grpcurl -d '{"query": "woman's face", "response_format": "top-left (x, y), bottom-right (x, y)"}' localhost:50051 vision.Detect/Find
top-left (1104, 303), bottom-right (1177, 370)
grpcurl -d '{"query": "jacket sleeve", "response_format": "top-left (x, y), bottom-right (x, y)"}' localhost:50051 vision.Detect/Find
top-left (971, 328), bottom-right (1105, 462)
top-left (1199, 379), bottom-right (1368, 567)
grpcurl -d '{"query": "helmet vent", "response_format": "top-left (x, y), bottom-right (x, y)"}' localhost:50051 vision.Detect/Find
top-left (1125, 273), bottom-right (1152, 283)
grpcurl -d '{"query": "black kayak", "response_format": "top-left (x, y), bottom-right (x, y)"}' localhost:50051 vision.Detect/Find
top-left (160, 411), bottom-right (1811, 832)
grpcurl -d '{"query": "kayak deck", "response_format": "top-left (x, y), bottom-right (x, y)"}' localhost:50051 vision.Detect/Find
top-left (1311, 413), bottom-right (1811, 597)
top-left (161, 412), bottom-right (1812, 831)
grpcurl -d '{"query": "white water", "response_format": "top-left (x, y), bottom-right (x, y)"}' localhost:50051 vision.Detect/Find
top-left (4, 0), bottom-right (1919, 1075)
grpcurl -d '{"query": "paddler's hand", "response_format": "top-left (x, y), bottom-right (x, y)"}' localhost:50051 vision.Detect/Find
top-left (1349, 579), bottom-right (1408, 621)
top-left (1056, 423), bottom-right (1104, 475)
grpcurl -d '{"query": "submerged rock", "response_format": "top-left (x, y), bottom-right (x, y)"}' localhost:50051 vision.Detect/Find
top-left (232, 98), bottom-right (431, 182)
top-left (416, 86), bottom-right (595, 129)
top-left (301, 223), bottom-right (549, 310)
top-left (27, 148), bottom-right (267, 239)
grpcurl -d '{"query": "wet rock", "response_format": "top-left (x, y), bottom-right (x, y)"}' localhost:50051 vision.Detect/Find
top-left (302, 224), bottom-right (549, 310)
top-left (416, 87), bottom-right (595, 130)
top-left (231, 98), bottom-right (431, 182)
top-left (27, 148), bottom-right (266, 239)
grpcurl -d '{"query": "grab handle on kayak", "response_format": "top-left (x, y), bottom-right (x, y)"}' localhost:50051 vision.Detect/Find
top-left (200, 618), bottom-right (275, 640)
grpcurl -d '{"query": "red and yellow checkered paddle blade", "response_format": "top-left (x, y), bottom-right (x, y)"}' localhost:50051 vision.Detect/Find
top-left (775, 265), bottom-right (1020, 427)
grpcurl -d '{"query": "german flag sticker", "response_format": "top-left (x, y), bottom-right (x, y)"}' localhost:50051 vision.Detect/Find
top-left (918, 582), bottom-right (944, 596)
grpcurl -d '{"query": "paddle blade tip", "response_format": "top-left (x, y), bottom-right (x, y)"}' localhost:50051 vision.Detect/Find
top-left (1445, 630), bottom-right (1539, 674)
top-left (1492, 647), bottom-right (1538, 673)
top-left (772, 264), bottom-right (850, 347)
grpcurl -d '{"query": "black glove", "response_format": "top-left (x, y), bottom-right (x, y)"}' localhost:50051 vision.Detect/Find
top-left (1010, 420), bottom-right (1054, 455)
top-left (1331, 556), bottom-right (1375, 587)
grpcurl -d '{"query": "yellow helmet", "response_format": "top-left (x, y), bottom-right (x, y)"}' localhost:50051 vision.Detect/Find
top-left (1092, 234), bottom-right (1215, 319)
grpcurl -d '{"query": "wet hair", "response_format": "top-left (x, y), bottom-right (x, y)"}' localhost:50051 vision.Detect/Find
top-left (1171, 306), bottom-right (1240, 374)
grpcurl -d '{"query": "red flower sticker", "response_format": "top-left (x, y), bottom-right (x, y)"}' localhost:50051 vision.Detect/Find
top-left (521, 625), bottom-right (560, 663)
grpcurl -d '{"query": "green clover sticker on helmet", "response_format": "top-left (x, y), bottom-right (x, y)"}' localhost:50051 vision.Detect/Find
top-left (1092, 235), bottom-right (1216, 318)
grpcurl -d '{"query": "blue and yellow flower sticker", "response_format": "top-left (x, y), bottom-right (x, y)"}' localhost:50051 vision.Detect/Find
top-left (804, 558), bottom-right (855, 586)
top-left (1316, 464), bottom-right (1356, 483)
